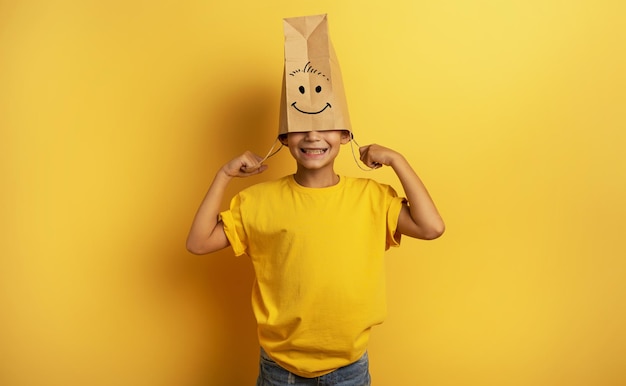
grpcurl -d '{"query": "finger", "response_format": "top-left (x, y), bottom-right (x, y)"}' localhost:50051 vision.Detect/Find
top-left (240, 164), bottom-right (268, 177)
top-left (239, 153), bottom-right (263, 171)
top-left (359, 148), bottom-right (370, 163)
top-left (241, 151), bottom-right (264, 165)
top-left (240, 163), bottom-right (260, 173)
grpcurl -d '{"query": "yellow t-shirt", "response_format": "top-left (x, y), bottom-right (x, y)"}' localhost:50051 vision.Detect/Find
top-left (219, 175), bottom-right (405, 378)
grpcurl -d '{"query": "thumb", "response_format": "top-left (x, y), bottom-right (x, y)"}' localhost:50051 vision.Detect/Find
top-left (241, 163), bottom-right (268, 175)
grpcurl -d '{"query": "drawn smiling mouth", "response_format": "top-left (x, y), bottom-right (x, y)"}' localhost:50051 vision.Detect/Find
top-left (291, 102), bottom-right (332, 115)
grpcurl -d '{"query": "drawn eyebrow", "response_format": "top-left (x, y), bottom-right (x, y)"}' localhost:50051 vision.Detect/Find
top-left (288, 61), bottom-right (330, 81)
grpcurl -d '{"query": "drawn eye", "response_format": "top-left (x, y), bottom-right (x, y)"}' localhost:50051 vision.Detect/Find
top-left (299, 86), bottom-right (305, 94)
top-left (315, 85), bottom-right (322, 93)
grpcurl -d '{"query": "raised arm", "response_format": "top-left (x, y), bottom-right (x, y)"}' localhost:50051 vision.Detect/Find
top-left (359, 144), bottom-right (445, 240)
top-left (186, 151), bottom-right (268, 255)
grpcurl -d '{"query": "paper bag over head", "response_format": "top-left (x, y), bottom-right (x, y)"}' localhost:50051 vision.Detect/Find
top-left (278, 14), bottom-right (351, 136)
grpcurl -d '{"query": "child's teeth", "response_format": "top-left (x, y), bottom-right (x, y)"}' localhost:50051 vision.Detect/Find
top-left (305, 149), bottom-right (324, 154)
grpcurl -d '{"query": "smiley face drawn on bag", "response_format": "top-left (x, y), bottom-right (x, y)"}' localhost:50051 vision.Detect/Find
top-left (288, 62), bottom-right (332, 115)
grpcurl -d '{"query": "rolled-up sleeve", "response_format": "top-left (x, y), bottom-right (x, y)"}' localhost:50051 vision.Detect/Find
top-left (385, 191), bottom-right (407, 250)
top-left (219, 194), bottom-right (248, 256)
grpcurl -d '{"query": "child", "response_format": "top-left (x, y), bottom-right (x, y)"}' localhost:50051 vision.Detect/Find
top-left (186, 14), bottom-right (444, 386)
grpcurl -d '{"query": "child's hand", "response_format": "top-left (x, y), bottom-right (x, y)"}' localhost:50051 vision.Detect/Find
top-left (358, 144), bottom-right (401, 169)
top-left (221, 151), bottom-right (269, 178)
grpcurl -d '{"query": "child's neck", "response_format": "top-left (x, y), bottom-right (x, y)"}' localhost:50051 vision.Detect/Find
top-left (293, 168), bottom-right (340, 188)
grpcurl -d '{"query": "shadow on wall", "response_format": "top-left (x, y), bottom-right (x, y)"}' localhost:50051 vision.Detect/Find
top-left (156, 82), bottom-right (278, 385)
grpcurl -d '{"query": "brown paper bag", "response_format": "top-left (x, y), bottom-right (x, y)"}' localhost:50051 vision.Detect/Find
top-left (278, 14), bottom-right (351, 136)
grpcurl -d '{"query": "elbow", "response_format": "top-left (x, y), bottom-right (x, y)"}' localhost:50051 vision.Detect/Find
top-left (421, 221), bottom-right (445, 240)
top-left (186, 237), bottom-right (226, 255)
top-left (186, 243), bottom-right (204, 255)
top-left (186, 239), bottom-right (210, 255)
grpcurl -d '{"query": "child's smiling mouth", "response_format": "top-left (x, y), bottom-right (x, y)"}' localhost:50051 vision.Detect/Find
top-left (301, 148), bottom-right (328, 155)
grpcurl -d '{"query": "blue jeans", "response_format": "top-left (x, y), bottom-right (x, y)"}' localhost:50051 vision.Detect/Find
top-left (256, 348), bottom-right (371, 386)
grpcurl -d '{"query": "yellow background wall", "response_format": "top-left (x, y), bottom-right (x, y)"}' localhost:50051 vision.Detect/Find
top-left (1, 1), bottom-right (625, 385)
